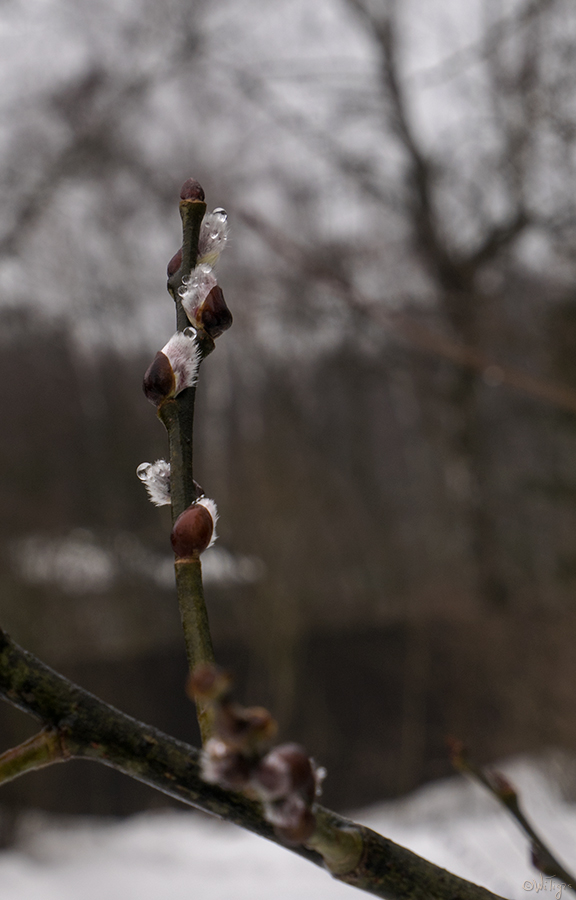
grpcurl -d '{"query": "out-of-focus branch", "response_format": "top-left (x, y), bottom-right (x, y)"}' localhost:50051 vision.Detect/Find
top-left (344, 0), bottom-right (530, 286)
top-left (409, 0), bottom-right (555, 89)
top-left (240, 208), bottom-right (576, 417)
top-left (0, 627), bottom-right (508, 900)
top-left (0, 14), bottom-right (203, 259)
top-left (451, 743), bottom-right (576, 891)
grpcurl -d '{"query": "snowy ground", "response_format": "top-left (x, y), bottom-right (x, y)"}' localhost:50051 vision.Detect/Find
top-left (1, 756), bottom-right (575, 900)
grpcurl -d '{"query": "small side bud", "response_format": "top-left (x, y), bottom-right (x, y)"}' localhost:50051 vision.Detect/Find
top-left (180, 178), bottom-right (205, 201)
top-left (171, 499), bottom-right (217, 558)
top-left (137, 459), bottom-right (171, 506)
top-left (167, 247), bottom-right (182, 277)
top-left (491, 772), bottom-right (518, 803)
top-left (161, 331), bottom-right (200, 396)
top-left (143, 351), bottom-right (176, 406)
top-left (200, 286), bottom-right (233, 339)
top-left (216, 704), bottom-right (277, 752)
top-left (188, 663), bottom-right (232, 703)
top-left (143, 331), bottom-right (200, 406)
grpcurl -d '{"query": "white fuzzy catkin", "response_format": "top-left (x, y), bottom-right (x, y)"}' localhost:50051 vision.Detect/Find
top-left (197, 496), bottom-right (218, 549)
top-left (179, 264), bottom-right (218, 324)
top-left (161, 330), bottom-right (200, 395)
top-left (137, 459), bottom-right (171, 506)
top-left (197, 208), bottom-right (229, 267)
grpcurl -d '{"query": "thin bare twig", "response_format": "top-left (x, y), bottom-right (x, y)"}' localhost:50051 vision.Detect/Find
top-left (451, 743), bottom-right (576, 891)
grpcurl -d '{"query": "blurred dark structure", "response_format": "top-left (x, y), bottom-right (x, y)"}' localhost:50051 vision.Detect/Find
top-left (1, 0), bottom-right (576, 817)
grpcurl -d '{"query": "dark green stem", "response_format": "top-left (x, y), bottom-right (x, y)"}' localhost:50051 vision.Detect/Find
top-left (0, 628), bottom-right (507, 900)
top-left (158, 396), bottom-right (196, 522)
top-left (174, 557), bottom-right (215, 741)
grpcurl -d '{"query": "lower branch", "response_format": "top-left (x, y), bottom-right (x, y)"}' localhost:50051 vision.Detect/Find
top-left (0, 627), bottom-right (506, 900)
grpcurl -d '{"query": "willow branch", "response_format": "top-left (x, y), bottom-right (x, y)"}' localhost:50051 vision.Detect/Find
top-left (156, 188), bottom-right (215, 740)
top-left (0, 627), bottom-right (506, 900)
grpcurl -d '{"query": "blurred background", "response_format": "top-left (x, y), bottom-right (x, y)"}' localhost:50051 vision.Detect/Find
top-left (1, 0), bottom-right (576, 831)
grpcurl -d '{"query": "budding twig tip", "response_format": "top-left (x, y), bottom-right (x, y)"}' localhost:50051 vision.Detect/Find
top-left (180, 178), bottom-right (205, 202)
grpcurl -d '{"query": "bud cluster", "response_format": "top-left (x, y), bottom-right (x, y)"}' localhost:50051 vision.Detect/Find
top-left (143, 329), bottom-right (200, 407)
top-left (189, 664), bottom-right (324, 844)
top-left (176, 206), bottom-right (232, 339)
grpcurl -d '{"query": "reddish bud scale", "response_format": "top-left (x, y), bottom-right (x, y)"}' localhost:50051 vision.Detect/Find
top-left (200, 286), bottom-right (233, 338)
top-left (171, 502), bottom-right (214, 558)
top-left (143, 351), bottom-right (175, 406)
top-left (167, 247), bottom-right (182, 278)
top-left (252, 744), bottom-right (316, 803)
top-left (180, 178), bottom-right (205, 201)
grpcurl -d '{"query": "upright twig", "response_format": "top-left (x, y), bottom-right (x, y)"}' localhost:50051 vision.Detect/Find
top-left (147, 179), bottom-right (217, 742)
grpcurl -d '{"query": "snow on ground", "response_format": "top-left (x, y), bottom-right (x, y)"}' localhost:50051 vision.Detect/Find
top-left (0, 756), bottom-right (575, 900)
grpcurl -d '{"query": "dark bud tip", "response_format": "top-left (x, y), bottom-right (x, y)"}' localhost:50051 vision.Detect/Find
top-left (143, 351), bottom-right (175, 406)
top-left (201, 285), bottom-right (233, 339)
top-left (171, 502), bottom-right (214, 557)
top-left (180, 178), bottom-right (205, 201)
top-left (167, 247), bottom-right (182, 278)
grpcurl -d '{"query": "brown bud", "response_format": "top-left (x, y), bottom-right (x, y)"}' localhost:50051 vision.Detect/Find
top-left (491, 772), bottom-right (517, 802)
top-left (200, 286), bottom-right (233, 339)
top-left (273, 804), bottom-right (316, 844)
top-left (180, 178), bottom-right (205, 201)
top-left (252, 744), bottom-right (316, 803)
top-left (188, 664), bottom-right (232, 703)
top-left (167, 247), bottom-right (182, 278)
top-left (171, 502), bottom-right (214, 558)
top-left (143, 351), bottom-right (175, 406)
top-left (216, 704), bottom-right (277, 750)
